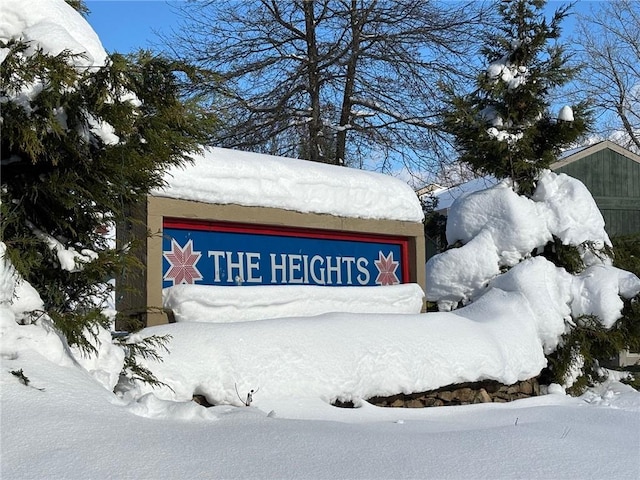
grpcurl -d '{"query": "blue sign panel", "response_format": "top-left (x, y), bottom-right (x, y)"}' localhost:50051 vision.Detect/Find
top-left (162, 220), bottom-right (407, 288)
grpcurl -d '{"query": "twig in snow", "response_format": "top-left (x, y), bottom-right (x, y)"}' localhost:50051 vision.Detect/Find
top-left (235, 382), bottom-right (259, 406)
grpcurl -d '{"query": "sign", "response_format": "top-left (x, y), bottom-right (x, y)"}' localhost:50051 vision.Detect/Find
top-left (162, 218), bottom-right (409, 288)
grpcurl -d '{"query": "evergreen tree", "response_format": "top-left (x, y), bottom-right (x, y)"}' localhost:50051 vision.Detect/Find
top-left (65, 0), bottom-right (89, 16)
top-left (441, 0), bottom-right (589, 196)
top-left (437, 0), bottom-right (640, 394)
top-left (1, 33), bottom-right (214, 351)
top-left (544, 234), bottom-right (640, 395)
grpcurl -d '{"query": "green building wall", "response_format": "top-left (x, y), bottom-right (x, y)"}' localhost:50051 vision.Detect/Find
top-left (552, 142), bottom-right (640, 238)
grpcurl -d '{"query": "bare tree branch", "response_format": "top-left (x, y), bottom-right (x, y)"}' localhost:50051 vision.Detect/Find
top-left (576, 0), bottom-right (640, 152)
top-left (163, 0), bottom-right (491, 175)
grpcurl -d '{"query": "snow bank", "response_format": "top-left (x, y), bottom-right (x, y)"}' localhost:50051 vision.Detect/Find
top-left (0, 243), bottom-right (124, 390)
top-left (164, 283), bottom-right (425, 323)
top-left (3, 333), bottom-right (640, 480)
top-left (135, 292), bottom-right (550, 406)
top-left (135, 250), bottom-right (637, 406)
top-left (135, 258), bottom-right (590, 405)
top-left (153, 147), bottom-right (425, 223)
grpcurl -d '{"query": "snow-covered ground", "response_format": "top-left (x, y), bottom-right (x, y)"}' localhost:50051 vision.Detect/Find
top-left (2, 2), bottom-right (640, 479)
top-left (2, 310), bottom-right (640, 480)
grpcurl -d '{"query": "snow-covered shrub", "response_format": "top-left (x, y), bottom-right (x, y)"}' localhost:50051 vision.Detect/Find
top-left (548, 235), bottom-right (640, 394)
top-left (433, 0), bottom-right (640, 393)
top-left (426, 172), bottom-right (640, 393)
top-left (0, 0), bottom-right (212, 354)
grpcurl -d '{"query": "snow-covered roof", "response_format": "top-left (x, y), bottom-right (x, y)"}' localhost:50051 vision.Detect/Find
top-left (556, 144), bottom-right (591, 161)
top-left (153, 147), bottom-right (425, 223)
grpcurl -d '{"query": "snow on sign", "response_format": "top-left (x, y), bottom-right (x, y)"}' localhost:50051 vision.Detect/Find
top-left (162, 218), bottom-right (409, 288)
top-left (117, 148), bottom-right (425, 326)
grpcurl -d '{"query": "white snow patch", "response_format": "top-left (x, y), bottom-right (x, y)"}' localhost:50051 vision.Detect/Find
top-left (0, 0), bottom-right (107, 67)
top-left (426, 170), bottom-right (627, 312)
top-left (164, 283), bottom-right (425, 323)
top-left (558, 105), bottom-right (575, 122)
top-left (533, 171), bottom-right (611, 249)
top-left (571, 265), bottom-right (640, 328)
top-left (153, 147), bottom-right (425, 223)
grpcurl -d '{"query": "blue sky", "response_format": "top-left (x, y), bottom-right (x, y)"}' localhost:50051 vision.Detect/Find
top-left (86, 1), bottom-right (596, 54)
top-left (86, 1), bottom-right (183, 53)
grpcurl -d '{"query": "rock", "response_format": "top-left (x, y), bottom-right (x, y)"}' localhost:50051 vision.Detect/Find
top-left (423, 397), bottom-right (444, 407)
top-left (365, 376), bottom-right (541, 408)
top-left (453, 388), bottom-right (474, 404)
top-left (533, 380), bottom-right (540, 396)
top-left (493, 391), bottom-right (510, 401)
top-left (406, 398), bottom-right (424, 408)
top-left (438, 390), bottom-right (454, 402)
top-left (520, 380), bottom-right (533, 395)
top-left (506, 385), bottom-right (519, 395)
top-left (474, 388), bottom-right (492, 403)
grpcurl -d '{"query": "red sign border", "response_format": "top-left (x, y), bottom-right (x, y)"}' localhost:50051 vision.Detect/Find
top-left (163, 217), bottom-right (411, 284)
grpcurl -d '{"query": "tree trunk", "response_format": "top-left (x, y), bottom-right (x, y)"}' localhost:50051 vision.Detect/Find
top-left (335, 0), bottom-right (364, 166)
top-left (303, 0), bottom-right (326, 163)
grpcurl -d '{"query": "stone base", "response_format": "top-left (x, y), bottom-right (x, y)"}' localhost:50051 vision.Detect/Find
top-left (366, 378), bottom-right (540, 408)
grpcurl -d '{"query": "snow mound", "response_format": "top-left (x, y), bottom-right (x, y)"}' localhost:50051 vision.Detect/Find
top-left (0, 242), bottom-right (124, 391)
top-left (558, 105), bottom-right (574, 122)
top-left (571, 265), bottom-right (640, 328)
top-left (488, 257), bottom-right (572, 354)
top-left (135, 256), bottom-right (606, 406)
top-left (135, 291), bottom-right (551, 406)
top-left (153, 147), bottom-right (425, 223)
top-left (533, 171), bottom-right (610, 249)
top-left (445, 180), bottom-right (551, 266)
top-left (164, 283), bottom-right (425, 323)
top-left (0, 0), bottom-right (107, 67)
top-left (427, 170), bottom-right (622, 311)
